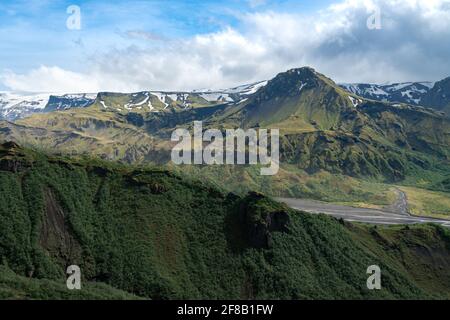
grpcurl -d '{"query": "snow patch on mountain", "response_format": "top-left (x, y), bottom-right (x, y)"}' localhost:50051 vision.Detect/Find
top-left (220, 80), bottom-right (268, 95)
top-left (298, 82), bottom-right (307, 92)
top-left (199, 93), bottom-right (234, 103)
top-left (339, 82), bottom-right (435, 106)
top-left (0, 80), bottom-right (270, 121)
top-left (0, 92), bottom-right (96, 121)
top-left (348, 96), bottom-right (362, 108)
top-left (191, 81), bottom-right (269, 106)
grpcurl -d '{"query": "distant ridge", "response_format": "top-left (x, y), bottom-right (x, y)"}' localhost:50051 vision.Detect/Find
top-left (2, 67), bottom-right (450, 121)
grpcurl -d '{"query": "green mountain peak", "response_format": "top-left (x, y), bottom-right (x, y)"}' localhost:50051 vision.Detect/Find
top-left (235, 67), bottom-right (356, 130)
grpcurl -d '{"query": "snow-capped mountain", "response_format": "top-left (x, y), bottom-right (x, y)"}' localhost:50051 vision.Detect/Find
top-left (0, 92), bottom-right (52, 121)
top-left (2, 77), bottom-right (447, 122)
top-left (0, 81), bottom-right (269, 121)
top-left (95, 81), bottom-right (269, 113)
top-left (44, 94), bottom-right (97, 112)
top-left (0, 92), bottom-right (96, 121)
top-left (339, 82), bottom-right (434, 105)
top-left (420, 77), bottom-right (450, 115)
top-left (192, 80), bottom-right (269, 103)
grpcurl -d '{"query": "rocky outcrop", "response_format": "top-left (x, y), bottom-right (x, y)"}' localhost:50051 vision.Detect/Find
top-left (39, 188), bottom-right (83, 267)
top-left (241, 192), bottom-right (290, 249)
top-left (0, 141), bottom-right (30, 173)
top-left (0, 158), bottom-right (24, 173)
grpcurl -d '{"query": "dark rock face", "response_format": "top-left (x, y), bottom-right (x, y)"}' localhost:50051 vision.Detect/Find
top-left (126, 172), bottom-right (169, 195)
top-left (148, 182), bottom-right (167, 194)
top-left (247, 210), bottom-right (290, 249)
top-left (2, 141), bottom-right (20, 149)
top-left (39, 188), bottom-right (83, 267)
top-left (0, 158), bottom-right (24, 173)
top-left (421, 77), bottom-right (450, 113)
top-left (44, 94), bottom-right (95, 112)
top-left (267, 211), bottom-right (290, 233)
top-left (0, 141), bottom-right (29, 173)
top-left (89, 165), bottom-right (112, 177)
top-left (242, 192), bottom-right (290, 249)
top-left (126, 113), bottom-right (144, 127)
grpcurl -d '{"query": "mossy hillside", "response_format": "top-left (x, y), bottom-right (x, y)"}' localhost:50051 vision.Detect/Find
top-left (4, 110), bottom-right (164, 163)
top-left (0, 151), bottom-right (240, 299)
top-left (0, 266), bottom-right (139, 300)
top-left (0, 144), bottom-right (449, 299)
top-left (169, 162), bottom-right (398, 206)
top-left (358, 101), bottom-right (450, 159)
top-left (279, 131), bottom-right (405, 180)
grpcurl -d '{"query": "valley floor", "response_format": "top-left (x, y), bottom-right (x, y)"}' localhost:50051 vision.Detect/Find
top-left (278, 193), bottom-right (450, 227)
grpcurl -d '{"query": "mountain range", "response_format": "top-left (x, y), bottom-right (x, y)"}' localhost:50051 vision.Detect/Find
top-left (0, 66), bottom-right (449, 214)
top-left (0, 92), bottom-right (97, 121)
top-left (2, 73), bottom-right (450, 122)
top-left (0, 81), bottom-right (268, 121)
top-left (0, 67), bottom-right (449, 299)
top-left (341, 78), bottom-right (450, 115)
top-left (340, 82), bottom-right (434, 105)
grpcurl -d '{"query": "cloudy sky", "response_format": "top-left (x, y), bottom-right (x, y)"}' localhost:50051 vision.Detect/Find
top-left (1, 0), bottom-right (450, 92)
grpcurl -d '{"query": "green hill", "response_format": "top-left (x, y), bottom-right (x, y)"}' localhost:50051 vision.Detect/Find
top-left (221, 67), bottom-right (359, 131)
top-left (0, 142), bottom-right (449, 299)
top-left (0, 265), bottom-right (139, 300)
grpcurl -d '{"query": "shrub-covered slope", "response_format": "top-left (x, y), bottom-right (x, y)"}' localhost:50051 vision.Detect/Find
top-left (0, 142), bottom-right (449, 299)
top-left (0, 266), bottom-right (138, 300)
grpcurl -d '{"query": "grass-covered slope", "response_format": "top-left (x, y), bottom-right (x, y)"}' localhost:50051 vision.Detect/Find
top-left (0, 266), bottom-right (138, 300)
top-left (0, 142), bottom-right (449, 300)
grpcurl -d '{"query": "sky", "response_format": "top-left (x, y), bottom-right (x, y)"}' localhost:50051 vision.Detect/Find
top-left (1, 0), bottom-right (450, 92)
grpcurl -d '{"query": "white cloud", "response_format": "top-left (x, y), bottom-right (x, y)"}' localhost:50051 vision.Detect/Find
top-left (1, 66), bottom-right (96, 93)
top-left (0, 66), bottom-right (132, 93)
top-left (3, 0), bottom-right (450, 92)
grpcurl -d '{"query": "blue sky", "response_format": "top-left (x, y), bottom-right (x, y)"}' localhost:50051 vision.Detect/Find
top-left (2, 0), bottom-right (450, 92)
top-left (0, 0), bottom-right (333, 74)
